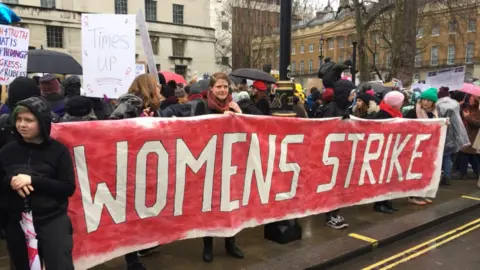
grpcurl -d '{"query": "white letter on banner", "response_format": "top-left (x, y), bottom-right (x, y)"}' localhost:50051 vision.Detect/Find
top-left (135, 141), bottom-right (169, 219)
top-left (359, 134), bottom-right (384, 186)
top-left (221, 133), bottom-right (247, 212)
top-left (175, 136), bottom-right (217, 216)
top-left (74, 142), bottom-right (127, 233)
top-left (387, 134), bottom-right (412, 182)
top-left (344, 133), bottom-right (365, 188)
top-left (317, 133), bottom-right (346, 193)
top-left (406, 134), bottom-right (431, 180)
top-left (275, 134), bottom-right (304, 201)
top-left (242, 134), bottom-right (276, 206)
top-left (379, 134), bottom-right (393, 184)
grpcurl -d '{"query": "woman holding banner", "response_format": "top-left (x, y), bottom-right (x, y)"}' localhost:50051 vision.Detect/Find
top-left (195, 72), bottom-right (244, 262)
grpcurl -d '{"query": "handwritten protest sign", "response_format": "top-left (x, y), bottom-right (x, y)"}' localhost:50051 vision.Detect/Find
top-left (81, 14), bottom-right (136, 98)
top-left (0, 25), bottom-right (30, 85)
top-left (426, 66), bottom-right (465, 91)
top-left (135, 64), bottom-right (146, 77)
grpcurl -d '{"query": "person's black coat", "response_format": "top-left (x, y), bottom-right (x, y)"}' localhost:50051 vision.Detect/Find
top-left (237, 99), bottom-right (264, 115)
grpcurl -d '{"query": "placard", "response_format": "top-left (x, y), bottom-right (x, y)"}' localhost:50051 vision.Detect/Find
top-left (136, 10), bottom-right (159, 83)
top-left (426, 66), bottom-right (465, 91)
top-left (135, 63), bottom-right (146, 77)
top-left (0, 25), bottom-right (29, 85)
top-left (81, 14), bottom-right (136, 98)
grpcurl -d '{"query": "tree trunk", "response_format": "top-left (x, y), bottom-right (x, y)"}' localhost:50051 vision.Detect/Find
top-left (391, 0), bottom-right (419, 87)
top-left (353, 0), bottom-right (370, 83)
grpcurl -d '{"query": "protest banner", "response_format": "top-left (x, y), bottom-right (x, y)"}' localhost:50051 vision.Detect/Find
top-left (51, 116), bottom-right (446, 269)
top-left (426, 66), bottom-right (465, 91)
top-left (0, 25), bottom-right (29, 85)
top-left (81, 14), bottom-right (136, 99)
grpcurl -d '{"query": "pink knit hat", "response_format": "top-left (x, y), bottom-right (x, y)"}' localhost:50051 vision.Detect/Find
top-left (383, 91), bottom-right (405, 109)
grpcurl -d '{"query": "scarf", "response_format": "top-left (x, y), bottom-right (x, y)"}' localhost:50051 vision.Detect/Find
top-left (379, 101), bottom-right (403, 118)
top-left (189, 94), bottom-right (204, 101)
top-left (415, 101), bottom-right (438, 119)
top-left (207, 90), bottom-right (232, 113)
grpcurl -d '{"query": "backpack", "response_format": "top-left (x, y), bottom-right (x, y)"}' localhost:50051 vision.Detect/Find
top-left (318, 62), bottom-right (335, 78)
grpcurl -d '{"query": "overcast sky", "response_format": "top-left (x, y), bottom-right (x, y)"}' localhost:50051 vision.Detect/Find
top-left (313, 0), bottom-right (340, 9)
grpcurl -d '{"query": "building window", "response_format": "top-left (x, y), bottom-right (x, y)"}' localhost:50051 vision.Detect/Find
top-left (468, 19), bottom-right (477, 32)
top-left (3, 0), bottom-right (19, 4)
top-left (338, 56), bottom-right (344, 63)
top-left (300, 44), bottom-right (304, 54)
top-left (221, 22), bottom-right (229, 30)
top-left (374, 53), bottom-right (379, 66)
top-left (221, 57), bottom-right (229, 65)
top-left (348, 35), bottom-right (353, 47)
top-left (465, 72), bottom-right (473, 81)
top-left (466, 42), bottom-right (475, 64)
top-left (338, 37), bottom-right (344, 48)
top-left (145, 0), bottom-right (157, 21)
top-left (431, 24), bottom-right (440, 36)
top-left (386, 51), bottom-right (392, 68)
top-left (415, 49), bottom-right (422, 67)
top-left (150, 36), bottom-right (159, 55)
top-left (173, 4), bottom-right (184, 24)
top-left (276, 49), bottom-right (279, 57)
top-left (447, 45), bottom-right (455, 65)
top-left (41, 0), bottom-right (55, 8)
top-left (172, 39), bottom-right (185, 57)
top-left (308, 59), bottom-right (313, 73)
top-left (114, 0), bottom-right (128, 14)
top-left (291, 61), bottom-right (296, 72)
top-left (309, 44), bottom-right (313, 53)
top-left (430, 46), bottom-right (439, 66)
top-left (299, 60), bottom-right (304, 74)
top-left (414, 74), bottom-right (421, 81)
top-left (175, 65), bottom-right (187, 78)
top-left (328, 39), bottom-right (334, 50)
top-left (448, 20), bottom-right (457, 34)
top-left (46, 26), bottom-right (63, 48)
top-left (416, 27), bottom-right (424, 39)
top-left (291, 45), bottom-right (296, 55)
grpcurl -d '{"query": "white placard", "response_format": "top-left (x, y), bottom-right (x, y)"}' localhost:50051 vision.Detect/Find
top-left (81, 14), bottom-right (136, 98)
top-left (0, 25), bottom-right (30, 85)
top-left (135, 64), bottom-right (146, 77)
top-left (425, 66), bottom-right (465, 91)
top-left (136, 10), bottom-right (159, 83)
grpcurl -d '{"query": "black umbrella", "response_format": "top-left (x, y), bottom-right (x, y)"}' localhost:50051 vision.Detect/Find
top-left (228, 75), bottom-right (243, 85)
top-left (230, 68), bottom-right (276, 84)
top-left (27, 49), bottom-right (82, 75)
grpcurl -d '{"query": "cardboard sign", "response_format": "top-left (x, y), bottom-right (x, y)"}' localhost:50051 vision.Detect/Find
top-left (50, 116), bottom-right (446, 269)
top-left (81, 14), bottom-right (136, 98)
top-left (0, 25), bottom-right (30, 85)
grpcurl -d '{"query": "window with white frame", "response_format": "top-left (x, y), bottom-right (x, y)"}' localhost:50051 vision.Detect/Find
top-left (41, 0), bottom-right (55, 8)
top-left (46, 26), bottom-right (63, 48)
top-left (386, 51), bottom-right (392, 68)
top-left (431, 24), bottom-right (440, 36)
top-left (430, 46), bottom-right (439, 66)
top-left (415, 49), bottom-right (422, 67)
top-left (374, 53), bottom-right (379, 66)
top-left (114, 0), bottom-right (127, 14)
top-left (308, 59), bottom-right (313, 73)
top-left (276, 49), bottom-right (279, 57)
top-left (292, 45), bottom-right (296, 55)
top-left (300, 44), bottom-right (304, 54)
top-left (3, 0), bottom-right (19, 3)
top-left (448, 20), bottom-right (457, 34)
top-left (309, 44), bottom-right (314, 53)
top-left (447, 45), bottom-right (455, 65)
top-left (338, 56), bottom-right (344, 63)
top-left (299, 60), bottom-right (304, 74)
top-left (338, 37), bottom-right (344, 48)
top-left (328, 39), bottom-right (334, 50)
top-left (291, 61), bottom-right (296, 72)
top-left (173, 4), bottom-right (184, 24)
top-left (414, 74), bottom-right (421, 81)
top-left (466, 42), bottom-right (475, 63)
top-left (145, 0), bottom-right (157, 21)
top-left (416, 27), bottom-right (424, 38)
top-left (468, 19), bottom-right (477, 32)
top-left (172, 39), bottom-right (185, 57)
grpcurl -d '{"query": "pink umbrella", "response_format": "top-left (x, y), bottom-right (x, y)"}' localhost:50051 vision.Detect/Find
top-left (160, 71), bottom-right (187, 84)
top-left (19, 212), bottom-right (41, 270)
top-left (461, 83), bottom-right (480, 96)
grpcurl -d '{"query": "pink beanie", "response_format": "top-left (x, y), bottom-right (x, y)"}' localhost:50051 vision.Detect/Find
top-left (365, 89), bottom-right (375, 96)
top-left (383, 91), bottom-right (405, 109)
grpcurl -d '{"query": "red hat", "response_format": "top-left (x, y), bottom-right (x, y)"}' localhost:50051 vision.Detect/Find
top-left (322, 88), bottom-right (334, 102)
top-left (365, 89), bottom-right (375, 96)
top-left (253, 80), bottom-right (268, 91)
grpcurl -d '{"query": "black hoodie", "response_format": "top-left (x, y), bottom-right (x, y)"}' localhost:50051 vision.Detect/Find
top-left (322, 80), bottom-right (355, 118)
top-left (0, 97), bottom-right (75, 224)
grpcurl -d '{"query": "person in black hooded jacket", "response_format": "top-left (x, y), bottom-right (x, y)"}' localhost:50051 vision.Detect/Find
top-left (0, 97), bottom-right (75, 270)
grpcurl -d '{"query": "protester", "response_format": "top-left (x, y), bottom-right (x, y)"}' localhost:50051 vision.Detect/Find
top-left (321, 60), bottom-right (352, 89)
top-left (127, 74), bottom-right (162, 117)
top-left (405, 88), bottom-right (439, 205)
top-left (61, 96), bottom-right (97, 122)
top-left (293, 87), bottom-right (308, 118)
top-left (436, 87), bottom-right (470, 186)
top-left (0, 77), bottom-right (41, 116)
top-left (195, 72), bottom-right (244, 262)
top-left (175, 88), bottom-right (189, 104)
top-left (39, 74), bottom-right (66, 117)
top-left (251, 80), bottom-right (271, 115)
top-left (352, 92), bottom-right (379, 119)
top-left (62, 75), bottom-right (82, 103)
top-left (0, 97), bottom-right (75, 269)
top-left (458, 95), bottom-right (480, 179)
top-left (317, 57), bottom-right (335, 79)
top-left (372, 90), bottom-right (405, 213)
top-left (160, 84), bottom-right (178, 110)
top-left (236, 91), bottom-right (264, 115)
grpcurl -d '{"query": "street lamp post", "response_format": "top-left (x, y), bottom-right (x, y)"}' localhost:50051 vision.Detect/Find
top-left (352, 41), bottom-right (358, 85)
top-left (318, 35), bottom-right (325, 66)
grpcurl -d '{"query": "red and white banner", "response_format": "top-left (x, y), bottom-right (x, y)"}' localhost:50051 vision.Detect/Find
top-left (51, 115), bottom-right (447, 269)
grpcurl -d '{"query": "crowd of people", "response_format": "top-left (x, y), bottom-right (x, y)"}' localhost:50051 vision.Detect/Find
top-left (0, 67), bottom-right (477, 269)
